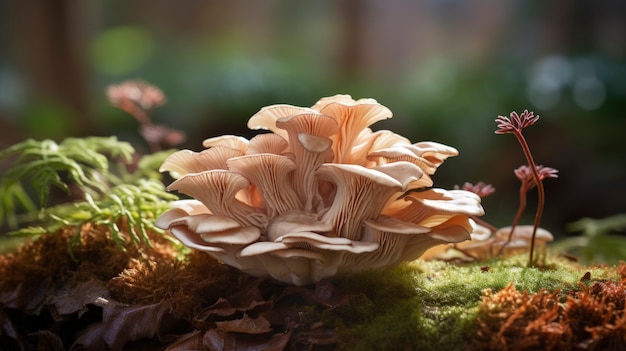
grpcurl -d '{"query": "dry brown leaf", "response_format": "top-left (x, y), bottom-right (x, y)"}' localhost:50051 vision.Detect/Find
top-left (215, 314), bottom-right (272, 334)
top-left (164, 330), bottom-right (204, 351)
top-left (48, 279), bottom-right (110, 318)
top-left (203, 325), bottom-right (292, 351)
top-left (72, 301), bottom-right (169, 351)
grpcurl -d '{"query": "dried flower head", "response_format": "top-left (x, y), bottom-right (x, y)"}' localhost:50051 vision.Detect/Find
top-left (514, 165), bottom-right (559, 188)
top-left (494, 110), bottom-right (539, 134)
top-left (458, 182), bottom-right (496, 198)
top-left (107, 80), bottom-right (185, 151)
top-left (156, 95), bottom-right (484, 285)
top-left (107, 80), bottom-right (166, 111)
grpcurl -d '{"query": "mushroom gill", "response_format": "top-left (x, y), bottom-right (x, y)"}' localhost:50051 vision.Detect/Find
top-left (226, 154), bottom-right (301, 218)
top-left (167, 170), bottom-right (267, 228)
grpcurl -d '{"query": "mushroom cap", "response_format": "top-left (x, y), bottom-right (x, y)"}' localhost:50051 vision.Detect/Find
top-left (317, 163), bottom-right (404, 190)
top-left (426, 215), bottom-right (475, 243)
top-left (363, 215), bottom-right (431, 235)
top-left (373, 161), bottom-right (428, 191)
top-left (404, 142), bottom-right (458, 165)
top-left (248, 105), bottom-right (319, 140)
top-left (384, 188), bottom-right (484, 229)
top-left (202, 135), bottom-right (249, 152)
top-left (247, 133), bottom-right (289, 155)
top-left (238, 231), bottom-right (379, 258)
top-left (160, 147), bottom-right (243, 176)
top-left (157, 208), bottom-right (261, 253)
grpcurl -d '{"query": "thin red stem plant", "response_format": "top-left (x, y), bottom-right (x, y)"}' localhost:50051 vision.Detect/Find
top-left (495, 110), bottom-right (545, 266)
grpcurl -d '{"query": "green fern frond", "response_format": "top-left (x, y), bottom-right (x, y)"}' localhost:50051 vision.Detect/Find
top-left (11, 179), bottom-right (178, 250)
top-left (0, 137), bottom-right (136, 228)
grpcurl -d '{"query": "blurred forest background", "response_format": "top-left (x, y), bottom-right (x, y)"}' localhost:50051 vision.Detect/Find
top-left (0, 0), bottom-right (625, 239)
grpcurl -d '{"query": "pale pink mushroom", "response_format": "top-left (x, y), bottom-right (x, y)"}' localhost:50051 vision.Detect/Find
top-left (156, 94), bottom-right (484, 285)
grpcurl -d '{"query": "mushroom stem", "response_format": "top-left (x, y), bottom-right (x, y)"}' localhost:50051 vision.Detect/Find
top-left (275, 113), bottom-right (338, 212)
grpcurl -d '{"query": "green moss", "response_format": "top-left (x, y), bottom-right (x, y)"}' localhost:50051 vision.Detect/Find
top-left (326, 254), bottom-right (620, 351)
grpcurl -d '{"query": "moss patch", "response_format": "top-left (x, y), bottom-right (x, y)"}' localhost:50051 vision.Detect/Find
top-left (325, 256), bottom-right (621, 351)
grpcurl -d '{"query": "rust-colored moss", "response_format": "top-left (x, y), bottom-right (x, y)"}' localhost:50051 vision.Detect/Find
top-left (471, 264), bottom-right (626, 351)
top-left (107, 251), bottom-right (246, 319)
top-left (0, 222), bottom-right (180, 296)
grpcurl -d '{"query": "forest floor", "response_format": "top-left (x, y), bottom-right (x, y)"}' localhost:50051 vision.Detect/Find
top-left (1, 225), bottom-right (625, 351)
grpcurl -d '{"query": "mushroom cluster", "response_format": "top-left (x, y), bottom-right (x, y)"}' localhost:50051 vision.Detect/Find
top-left (156, 95), bottom-right (484, 285)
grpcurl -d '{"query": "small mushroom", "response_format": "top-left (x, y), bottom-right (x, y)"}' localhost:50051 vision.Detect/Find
top-left (494, 225), bottom-right (554, 245)
top-left (495, 238), bottom-right (532, 254)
